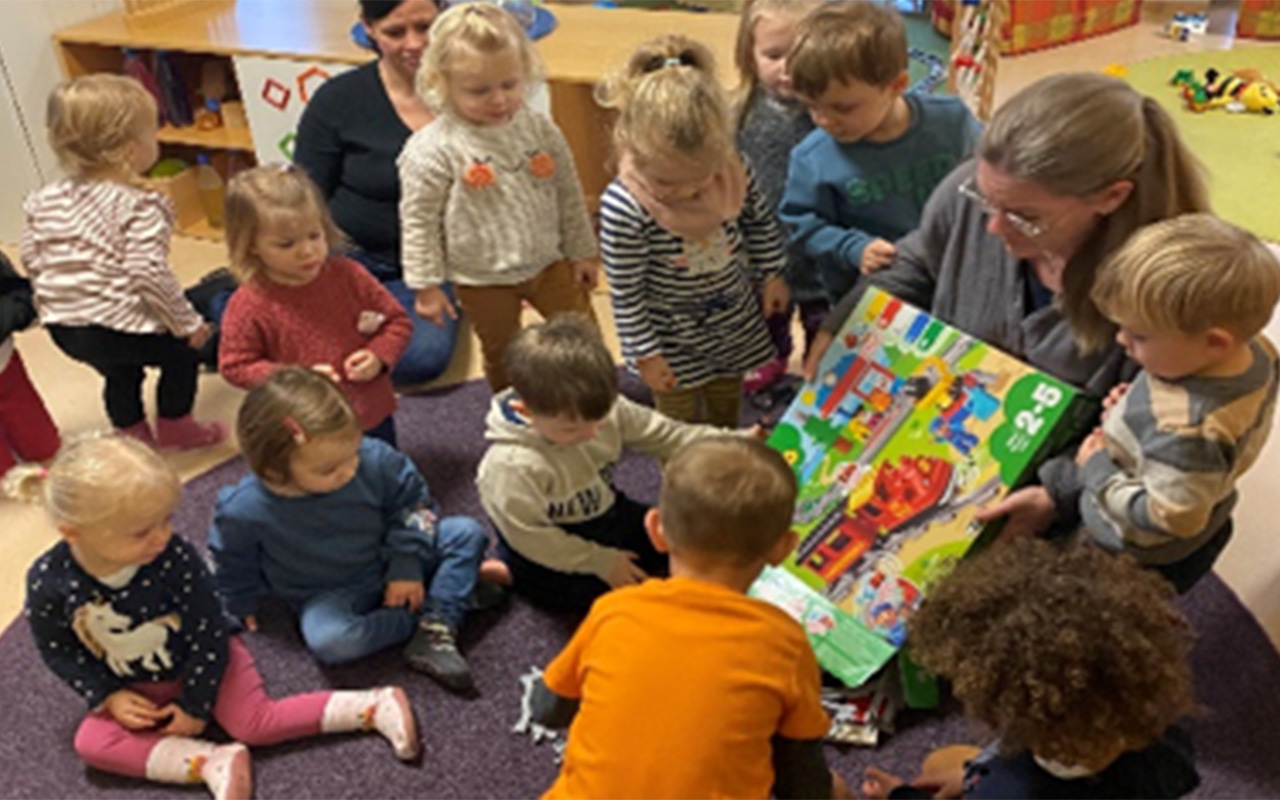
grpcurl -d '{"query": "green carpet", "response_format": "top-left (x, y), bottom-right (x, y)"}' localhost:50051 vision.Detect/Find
top-left (1122, 49), bottom-right (1280, 242)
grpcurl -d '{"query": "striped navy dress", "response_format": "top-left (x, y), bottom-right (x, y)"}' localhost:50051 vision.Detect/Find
top-left (600, 174), bottom-right (787, 388)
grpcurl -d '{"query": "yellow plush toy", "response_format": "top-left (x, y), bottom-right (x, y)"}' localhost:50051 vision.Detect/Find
top-left (1235, 82), bottom-right (1279, 115)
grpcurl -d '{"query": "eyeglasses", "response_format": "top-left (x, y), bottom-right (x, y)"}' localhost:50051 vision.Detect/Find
top-left (957, 177), bottom-right (1046, 238)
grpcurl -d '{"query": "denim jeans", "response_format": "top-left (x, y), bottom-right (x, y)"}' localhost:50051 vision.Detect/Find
top-left (296, 515), bottom-right (488, 665)
top-left (347, 250), bottom-right (461, 387)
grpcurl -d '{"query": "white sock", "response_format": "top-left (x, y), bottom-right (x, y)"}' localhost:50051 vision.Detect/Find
top-left (321, 687), bottom-right (420, 761)
top-left (145, 737), bottom-right (251, 800)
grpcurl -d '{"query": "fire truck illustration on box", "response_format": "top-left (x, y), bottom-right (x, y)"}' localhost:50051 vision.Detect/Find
top-left (750, 288), bottom-right (1091, 687)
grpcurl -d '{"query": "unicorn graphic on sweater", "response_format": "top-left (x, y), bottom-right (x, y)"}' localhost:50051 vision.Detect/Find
top-left (72, 600), bottom-right (181, 677)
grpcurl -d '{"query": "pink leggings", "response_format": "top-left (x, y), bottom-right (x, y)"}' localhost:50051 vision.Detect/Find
top-left (74, 636), bottom-right (330, 778)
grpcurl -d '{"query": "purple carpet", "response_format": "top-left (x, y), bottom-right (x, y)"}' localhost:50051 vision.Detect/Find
top-left (2, 375), bottom-right (1279, 798)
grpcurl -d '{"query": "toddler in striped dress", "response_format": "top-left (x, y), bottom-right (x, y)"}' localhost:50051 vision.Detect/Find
top-left (597, 35), bottom-right (790, 427)
top-left (22, 75), bottom-right (224, 450)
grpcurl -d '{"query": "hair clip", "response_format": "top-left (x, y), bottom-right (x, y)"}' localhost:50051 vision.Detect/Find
top-left (663, 56), bottom-right (683, 68)
top-left (282, 416), bottom-right (309, 445)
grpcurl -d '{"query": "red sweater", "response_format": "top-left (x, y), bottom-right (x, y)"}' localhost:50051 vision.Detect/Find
top-left (219, 256), bottom-right (412, 430)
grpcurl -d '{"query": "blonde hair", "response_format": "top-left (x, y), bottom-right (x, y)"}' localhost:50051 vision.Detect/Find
top-left (596, 35), bottom-right (733, 172)
top-left (732, 0), bottom-right (823, 126)
top-left (787, 1), bottom-right (908, 99)
top-left (4, 434), bottom-right (180, 535)
top-left (46, 74), bottom-right (156, 183)
top-left (224, 164), bottom-right (347, 283)
top-left (979, 73), bottom-right (1212, 352)
top-left (659, 437), bottom-right (797, 566)
top-left (236, 367), bottom-right (362, 486)
top-left (417, 2), bottom-right (544, 113)
top-left (1093, 214), bottom-right (1280, 340)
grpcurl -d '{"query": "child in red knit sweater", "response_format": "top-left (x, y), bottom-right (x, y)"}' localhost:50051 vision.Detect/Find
top-left (218, 165), bottom-right (413, 446)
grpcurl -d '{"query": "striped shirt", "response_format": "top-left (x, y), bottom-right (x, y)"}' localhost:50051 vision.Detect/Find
top-left (599, 174), bottom-right (786, 388)
top-left (1080, 336), bottom-right (1279, 565)
top-left (398, 106), bottom-right (597, 289)
top-left (21, 179), bottom-right (203, 337)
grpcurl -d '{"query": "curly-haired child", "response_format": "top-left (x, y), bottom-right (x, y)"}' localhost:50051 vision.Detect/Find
top-left (14, 435), bottom-right (419, 800)
top-left (23, 75), bottom-right (223, 449)
top-left (597, 35), bottom-right (791, 427)
top-left (863, 538), bottom-right (1199, 800)
top-left (1074, 213), bottom-right (1280, 593)
top-left (398, 2), bottom-right (599, 391)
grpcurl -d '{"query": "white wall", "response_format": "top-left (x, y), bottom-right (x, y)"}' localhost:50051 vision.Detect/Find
top-left (0, 0), bottom-right (122, 244)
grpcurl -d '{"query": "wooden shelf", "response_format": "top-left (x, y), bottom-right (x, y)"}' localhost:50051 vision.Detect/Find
top-left (180, 217), bottom-right (225, 242)
top-left (158, 123), bottom-right (253, 151)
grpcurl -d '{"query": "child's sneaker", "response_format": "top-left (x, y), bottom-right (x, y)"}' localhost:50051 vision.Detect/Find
top-left (404, 618), bottom-right (477, 696)
top-left (200, 743), bottom-right (252, 800)
top-left (363, 687), bottom-right (421, 761)
top-left (155, 415), bottom-right (227, 450)
top-left (743, 357), bottom-right (787, 395)
top-left (117, 420), bottom-right (156, 447)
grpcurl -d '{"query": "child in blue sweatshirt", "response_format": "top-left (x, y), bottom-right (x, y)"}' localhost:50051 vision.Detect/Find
top-left (780, 1), bottom-right (980, 304)
top-left (209, 367), bottom-right (502, 696)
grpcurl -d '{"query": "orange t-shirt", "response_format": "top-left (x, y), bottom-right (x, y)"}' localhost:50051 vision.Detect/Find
top-left (541, 577), bottom-right (830, 799)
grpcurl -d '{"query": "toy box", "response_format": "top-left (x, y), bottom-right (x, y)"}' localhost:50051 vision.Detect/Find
top-left (1238, 0), bottom-right (1280, 38)
top-left (749, 288), bottom-right (1094, 688)
top-left (932, 0), bottom-right (1142, 56)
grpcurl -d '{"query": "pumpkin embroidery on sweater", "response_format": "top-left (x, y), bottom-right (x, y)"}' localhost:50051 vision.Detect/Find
top-left (463, 158), bottom-right (498, 190)
top-left (528, 151), bottom-right (555, 179)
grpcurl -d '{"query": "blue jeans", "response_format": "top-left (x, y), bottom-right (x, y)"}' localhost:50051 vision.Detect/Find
top-left (296, 515), bottom-right (488, 665)
top-left (347, 250), bottom-right (460, 387)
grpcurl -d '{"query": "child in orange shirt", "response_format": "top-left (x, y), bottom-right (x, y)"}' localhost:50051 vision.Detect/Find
top-left (525, 437), bottom-right (851, 799)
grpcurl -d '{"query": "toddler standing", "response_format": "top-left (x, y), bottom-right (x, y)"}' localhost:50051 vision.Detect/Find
top-left (597, 35), bottom-right (791, 427)
top-left (16, 435), bottom-right (418, 800)
top-left (1074, 214), bottom-right (1280, 593)
top-left (218, 165), bottom-right (413, 447)
top-left (22, 75), bottom-right (223, 449)
top-left (0, 252), bottom-right (59, 477)
top-left (398, 2), bottom-right (598, 391)
top-left (780, 1), bottom-right (981, 303)
top-left (735, 0), bottom-right (824, 394)
top-left (209, 367), bottom-right (500, 696)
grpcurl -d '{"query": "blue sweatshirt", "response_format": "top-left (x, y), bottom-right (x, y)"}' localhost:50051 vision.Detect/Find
top-left (779, 93), bottom-right (981, 303)
top-left (208, 437), bottom-right (433, 618)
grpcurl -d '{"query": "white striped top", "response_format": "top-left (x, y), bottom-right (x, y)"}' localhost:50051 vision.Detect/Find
top-left (600, 174), bottom-right (786, 388)
top-left (21, 179), bottom-right (203, 337)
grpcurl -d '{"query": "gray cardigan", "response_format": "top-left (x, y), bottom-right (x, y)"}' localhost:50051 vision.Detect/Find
top-left (823, 160), bottom-right (1135, 522)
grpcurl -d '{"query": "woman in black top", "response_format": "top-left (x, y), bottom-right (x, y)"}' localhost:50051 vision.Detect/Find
top-left (294, 0), bottom-right (460, 386)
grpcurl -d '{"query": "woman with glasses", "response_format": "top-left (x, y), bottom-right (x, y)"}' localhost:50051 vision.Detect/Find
top-left (802, 72), bottom-right (1210, 540)
top-left (294, 0), bottom-right (461, 388)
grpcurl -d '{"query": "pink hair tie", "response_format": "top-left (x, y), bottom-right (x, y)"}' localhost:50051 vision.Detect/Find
top-left (282, 416), bottom-right (308, 445)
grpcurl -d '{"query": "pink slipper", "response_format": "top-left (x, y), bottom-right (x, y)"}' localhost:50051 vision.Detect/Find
top-left (743, 357), bottom-right (787, 395)
top-left (155, 415), bottom-right (227, 450)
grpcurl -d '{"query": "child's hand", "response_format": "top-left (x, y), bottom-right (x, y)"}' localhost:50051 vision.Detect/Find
top-left (414, 286), bottom-right (459, 327)
top-left (344, 348), bottom-right (384, 383)
top-left (1076, 427), bottom-right (1106, 466)
top-left (861, 766), bottom-right (905, 799)
top-left (803, 331), bottom-right (834, 382)
top-left (156, 704), bottom-right (208, 737)
top-left (760, 276), bottom-right (790, 317)
top-left (746, 423), bottom-right (770, 440)
top-left (241, 614), bottom-right (258, 633)
top-left (571, 258), bottom-right (599, 291)
top-left (1101, 381), bottom-right (1130, 421)
top-left (313, 363), bottom-right (342, 383)
top-left (384, 579), bottom-right (426, 613)
top-left (103, 689), bottom-right (163, 730)
top-left (636, 354), bottom-right (677, 392)
top-left (186, 322), bottom-right (214, 351)
top-left (976, 485), bottom-right (1056, 542)
top-left (605, 551), bottom-right (649, 588)
top-left (860, 239), bottom-right (897, 274)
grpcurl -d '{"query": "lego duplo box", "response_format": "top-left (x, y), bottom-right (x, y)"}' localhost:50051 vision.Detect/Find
top-left (749, 288), bottom-right (1094, 688)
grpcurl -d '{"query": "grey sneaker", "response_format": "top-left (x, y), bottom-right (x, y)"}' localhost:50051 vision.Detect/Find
top-left (404, 619), bottom-right (477, 697)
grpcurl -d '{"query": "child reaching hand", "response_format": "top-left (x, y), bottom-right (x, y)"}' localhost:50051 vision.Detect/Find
top-left (399, 2), bottom-right (598, 391)
top-left (1074, 214), bottom-right (1280, 593)
top-left (22, 75), bottom-right (223, 450)
top-left (597, 35), bottom-right (791, 427)
top-left (209, 367), bottom-right (502, 696)
top-left (734, 0), bottom-right (825, 394)
top-left (862, 538), bottom-right (1199, 799)
top-left (218, 165), bottom-right (413, 447)
top-left (14, 435), bottom-right (419, 800)
top-left (527, 437), bottom-right (851, 799)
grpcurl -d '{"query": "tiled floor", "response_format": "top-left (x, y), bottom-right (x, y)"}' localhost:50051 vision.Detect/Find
top-left (3, 2), bottom-right (1278, 646)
